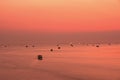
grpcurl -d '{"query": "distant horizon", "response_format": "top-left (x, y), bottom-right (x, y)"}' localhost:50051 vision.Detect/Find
top-left (0, 30), bottom-right (120, 44)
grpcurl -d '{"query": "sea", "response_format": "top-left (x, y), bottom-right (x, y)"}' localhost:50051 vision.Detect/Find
top-left (0, 43), bottom-right (120, 80)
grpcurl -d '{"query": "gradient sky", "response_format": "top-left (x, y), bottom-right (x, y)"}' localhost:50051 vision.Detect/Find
top-left (0, 0), bottom-right (120, 33)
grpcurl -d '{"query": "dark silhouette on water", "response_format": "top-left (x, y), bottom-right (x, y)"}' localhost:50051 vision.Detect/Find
top-left (32, 45), bottom-right (35, 48)
top-left (25, 45), bottom-right (28, 48)
top-left (37, 55), bottom-right (43, 60)
top-left (58, 46), bottom-right (61, 49)
top-left (56, 44), bottom-right (59, 46)
top-left (50, 49), bottom-right (53, 52)
top-left (70, 44), bottom-right (74, 47)
top-left (96, 45), bottom-right (99, 47)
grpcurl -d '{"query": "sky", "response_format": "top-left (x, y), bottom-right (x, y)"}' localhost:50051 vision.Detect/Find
top-left (0, 0), bottom-right (120, 33)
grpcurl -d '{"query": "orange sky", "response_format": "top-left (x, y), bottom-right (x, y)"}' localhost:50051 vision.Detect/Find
top-left (0, 0), bottom-right (120, 33)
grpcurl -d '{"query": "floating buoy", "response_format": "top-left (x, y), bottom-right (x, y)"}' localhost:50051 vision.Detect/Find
top-left (96, 45), bottom-right (99, 47)
top-left (37, 55), bottom-right (43, 60)
top-left (58, 47), bottom-right (61, 49)
top-left (50, 49), bottom-right (53, 52)
top-left (70, 44), bottom-right (74, 47)
top-left (56, 44), bottom-right (59, 46)
top-left (32, 45), bottom-right (35, 47)
top-left (25, 45), bottom-right (28, 48)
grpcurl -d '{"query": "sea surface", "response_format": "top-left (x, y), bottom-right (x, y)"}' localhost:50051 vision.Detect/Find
top-left (0, 44), bottom-right (120, 80)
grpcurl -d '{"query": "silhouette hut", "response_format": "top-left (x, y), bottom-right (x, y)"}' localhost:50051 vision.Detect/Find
top-left (37, 55), bottom-right (43, 60)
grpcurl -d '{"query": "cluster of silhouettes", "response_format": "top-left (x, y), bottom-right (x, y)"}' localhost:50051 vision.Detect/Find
top-left (37, 43), bottom-right (74, 60)
top-left (0, 43), bottom-right (112, 60)
top-left (37, 43), bottom-right (105, 60)
top-left (0, 44), bottom-right (7, 48)
top-left (25, 45), bottom-right (35, 48)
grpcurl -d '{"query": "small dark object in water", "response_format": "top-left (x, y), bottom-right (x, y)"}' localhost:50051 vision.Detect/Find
top-left (56, 44), bottom-right (59, 46)
top-left (25, 45), bottom-right (28, 48)
top-left (50, 49), bottom-right (53, 52)
top-left (96, 45), bottom-right (99, 47)
top-left (70, 44), bottom-right (74, 47)
top-left (58, 47), bottom-right (61, 49)
top-left (4, 45), bottom-right (7, 47)
top-left (108, 43), bottom-right (111, 46)
top-left (32, 45), bottom-right (35, 47)
top-left (38, 55), bottom-right (43, 60)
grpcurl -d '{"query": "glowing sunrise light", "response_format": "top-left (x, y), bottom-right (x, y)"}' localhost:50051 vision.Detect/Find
top-left (0, 0), bottom-right (120, 33)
